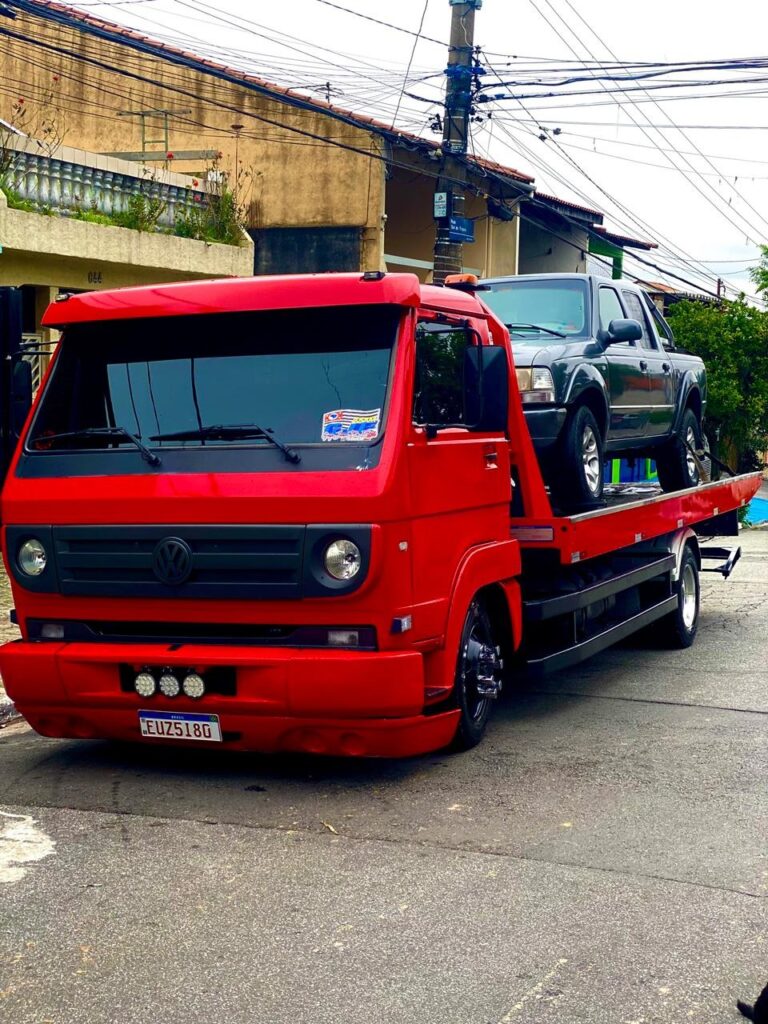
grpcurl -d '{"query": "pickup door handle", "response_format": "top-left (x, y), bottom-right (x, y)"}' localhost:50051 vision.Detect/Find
top-left (662, 362), bottom-right (671, 372)
top-left (639, 360), bottom-right (648, 371)
top-left (483, 449), bottom-right (498, 468)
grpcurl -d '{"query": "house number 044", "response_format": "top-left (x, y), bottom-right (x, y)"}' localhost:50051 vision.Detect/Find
top-left (88, 271), bottom-right (103, 285)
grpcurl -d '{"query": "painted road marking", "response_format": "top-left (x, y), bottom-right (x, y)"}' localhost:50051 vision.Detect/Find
top-left (0, 810), bottom-right (55, 884)
top-left (498, 958), bottom-right (569, 1021)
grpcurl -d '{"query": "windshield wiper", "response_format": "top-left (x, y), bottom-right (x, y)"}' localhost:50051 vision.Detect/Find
top-left (506, 322), bottom-right (566, 338)
top-left (149, 424), bottom-right (301, 464)
top-left (34, 426), bottom-right (161, 466)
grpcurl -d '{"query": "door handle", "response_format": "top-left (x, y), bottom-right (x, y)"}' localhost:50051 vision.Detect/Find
top-left (484, 450), bottom-right (498, 468)
top-left (662, 362), bottom-right (671, 372)
top-left (639, 360), bottom-right (648, 371)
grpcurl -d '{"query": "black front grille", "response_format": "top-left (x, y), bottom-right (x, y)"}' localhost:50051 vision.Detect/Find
top-left (52, 525), bottom-right (305, 599)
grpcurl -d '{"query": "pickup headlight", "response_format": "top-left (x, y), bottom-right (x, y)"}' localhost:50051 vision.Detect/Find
top-left (516, 367), bottom-right (555, 405)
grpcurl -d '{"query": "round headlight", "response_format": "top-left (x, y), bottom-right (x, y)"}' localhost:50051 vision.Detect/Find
top-left (324, 539), bottom-right (361, 581)
top-left (18, 538), bottom-right (47, 577)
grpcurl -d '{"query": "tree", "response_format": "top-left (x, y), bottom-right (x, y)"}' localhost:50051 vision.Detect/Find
top-left (666, 298), bottom-right (768, 471)
top-left (750, 245), bottom-right (768, 295)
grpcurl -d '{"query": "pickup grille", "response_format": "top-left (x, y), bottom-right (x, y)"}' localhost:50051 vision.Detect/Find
top-left (52, 525), bottom-right (305, 599)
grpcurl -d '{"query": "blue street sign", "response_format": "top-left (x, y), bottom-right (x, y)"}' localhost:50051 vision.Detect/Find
top-left (448, 216), bottom-right (475, 243)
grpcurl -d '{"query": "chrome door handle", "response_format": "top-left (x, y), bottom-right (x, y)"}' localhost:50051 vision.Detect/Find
top-left (639, 360), bottom-right (648, 371)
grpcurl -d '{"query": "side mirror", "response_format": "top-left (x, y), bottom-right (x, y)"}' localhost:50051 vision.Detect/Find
top-left (464, 345), bottom-right (509, 432)
top-left (606, 318), bottom-right (643, 345)
top-left (11, 357), bottom-right (33, 438)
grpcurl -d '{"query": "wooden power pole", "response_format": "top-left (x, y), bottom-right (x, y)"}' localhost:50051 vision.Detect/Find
top-left (432, 0), bottom-right (483, 284)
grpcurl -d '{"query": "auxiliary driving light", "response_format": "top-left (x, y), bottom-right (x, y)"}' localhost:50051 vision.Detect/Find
top-left (182, 673), bottom-right (206, 699)
top-left (134, 672), bottom-right (157, 698)
top-left (158, 672), bottom-right (181, 698)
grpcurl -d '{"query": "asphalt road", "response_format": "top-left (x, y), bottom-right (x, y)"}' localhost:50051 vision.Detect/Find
top-left (1, 532), bottom-right (766, 1024)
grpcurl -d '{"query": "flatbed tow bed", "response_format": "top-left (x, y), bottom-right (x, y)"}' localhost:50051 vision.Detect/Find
top-left (511, 472), bottom-right (762, 677)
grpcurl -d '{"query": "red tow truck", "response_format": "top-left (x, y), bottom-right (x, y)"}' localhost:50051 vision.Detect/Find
top-left (0, 274), bottom-right (760, 756)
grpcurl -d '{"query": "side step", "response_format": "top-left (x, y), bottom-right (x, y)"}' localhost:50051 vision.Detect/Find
top-left (524, 595), bottom-right (678, 676)
top-left (700, 545), bottom-right (741, 579)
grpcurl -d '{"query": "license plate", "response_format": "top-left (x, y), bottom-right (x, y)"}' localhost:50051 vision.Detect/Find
top-left (139, 710), bottom-right (222, 743)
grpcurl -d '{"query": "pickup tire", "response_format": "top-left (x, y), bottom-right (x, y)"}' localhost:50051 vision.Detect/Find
top-left (655, 408), bottom-right (702, 493)
top-left (450, 596), bottom-right (502, 751)
top-left (552, 405), bottom-right (604, 508)
top-left (658, 545), bottom-right (700, 648)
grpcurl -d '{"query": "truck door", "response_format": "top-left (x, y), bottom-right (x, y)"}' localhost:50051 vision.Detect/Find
top-left (0, 287), bottom-right (33, 487)
top-left (599, 284), bottom-right (649, 441)
top-left (621, 288), bottom-right (675, 439)
top-left (406, 318), bottom-right (511, 631)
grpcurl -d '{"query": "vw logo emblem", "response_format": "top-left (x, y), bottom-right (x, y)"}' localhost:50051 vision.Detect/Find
top-left (152, 537), bottom-right (193, 586)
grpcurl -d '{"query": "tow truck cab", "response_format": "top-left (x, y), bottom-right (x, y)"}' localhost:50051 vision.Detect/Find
top-left (0, 273), bottom-right (536, 755)
top-left (0, 273), bottom-right (760, 757)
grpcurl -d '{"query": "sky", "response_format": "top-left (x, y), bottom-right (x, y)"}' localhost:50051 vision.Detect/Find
top-left (63, 0), bottom-right (768, 303)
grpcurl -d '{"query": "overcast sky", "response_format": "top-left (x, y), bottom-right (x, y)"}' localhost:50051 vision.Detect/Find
top-left (67, 0), bottom-right (768, 302)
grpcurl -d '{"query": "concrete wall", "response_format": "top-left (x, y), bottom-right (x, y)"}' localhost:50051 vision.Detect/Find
top-left (384, 162), bottom-right (519, 281)
top-left (518, 218), bottom-right (588, 274)
top-left (2, 8), bottom-right (386, 271)
top-left (0, 192), bottom-right (254, 291)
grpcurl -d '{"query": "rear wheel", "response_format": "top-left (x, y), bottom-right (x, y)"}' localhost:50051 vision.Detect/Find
top-left (450, 596), bottom-right (503, 751)
top-left (552, 404), bottom-right (604, 509)
top-left (655, 408), bottom-right (702, 492)
top-left (658, 545), bottom-right (700, 648)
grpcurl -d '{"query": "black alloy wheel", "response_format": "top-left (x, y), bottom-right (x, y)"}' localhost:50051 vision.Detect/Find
top-left (655, 408), bottom-right (702, 493)
top-left (553, 404), bottom-right (605, 509)
top-left (450, 596), bottom-right (503, 751)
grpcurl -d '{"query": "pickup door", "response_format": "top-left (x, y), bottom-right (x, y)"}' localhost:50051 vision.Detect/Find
top-left (599, 284), bottom-right (649, 441)
top-left (620, 288), bottom-right (675, 439)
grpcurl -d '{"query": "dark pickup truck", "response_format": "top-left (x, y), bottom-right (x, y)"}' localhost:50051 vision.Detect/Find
top-left (482, 273), bottom-right (707, 507)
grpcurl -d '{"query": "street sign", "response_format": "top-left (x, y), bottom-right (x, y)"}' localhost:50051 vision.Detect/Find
top-left (448, 216), bottom-right (475, 243)
top-left (434, 192), bottom-right (448, 218)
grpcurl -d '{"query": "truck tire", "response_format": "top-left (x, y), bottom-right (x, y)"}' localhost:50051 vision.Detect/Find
top-left (659, 545), bottom-right (700, 648)
top-left (552, 405), bottom-right (604, 508)
top-left (450, 596), bottom-right (503, 751)
top-left (655, 408), bottom-right (702, 493)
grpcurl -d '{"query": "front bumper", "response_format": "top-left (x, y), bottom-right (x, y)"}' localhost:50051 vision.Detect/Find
top-left (522, 406), bottom-right (568, 450)
top-left (0, 640), bottom-right (459, 758)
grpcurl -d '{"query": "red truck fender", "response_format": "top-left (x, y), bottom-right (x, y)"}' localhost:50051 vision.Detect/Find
top-left (423, 539), bottom-right (523, 699)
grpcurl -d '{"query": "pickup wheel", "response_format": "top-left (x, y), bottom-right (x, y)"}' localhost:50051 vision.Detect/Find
top-left (552, 405), bottom-right (604, 508)
top-left (655, 408), bottom-right (701, 493)
top-left (450, 596), bottom-right (503, 751)
top-left (658, 545), bottom-right (700, 648)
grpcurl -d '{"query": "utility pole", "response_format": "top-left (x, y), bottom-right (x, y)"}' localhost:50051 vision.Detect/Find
top-left (432, 0), bottom-right (482, 285)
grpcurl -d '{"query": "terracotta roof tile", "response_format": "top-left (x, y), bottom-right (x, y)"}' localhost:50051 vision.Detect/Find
top-left (22, 0), bottom-right (536, 184)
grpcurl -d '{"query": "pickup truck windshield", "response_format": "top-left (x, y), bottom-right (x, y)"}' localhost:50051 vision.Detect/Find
top-left (484, 279), bottom-right (589, 338)
top-left (28, 305), bottom-right (399, 462)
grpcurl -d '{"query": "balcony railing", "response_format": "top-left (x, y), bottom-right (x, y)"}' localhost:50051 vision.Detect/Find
top-left (1, 136), bottom-right (206, 230)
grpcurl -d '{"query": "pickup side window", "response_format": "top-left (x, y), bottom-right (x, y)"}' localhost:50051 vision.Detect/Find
top-left (642, 292), bottom-right (676, 350)
top-left (413, 323), bottom-right (470, 426)
top-left (598, 287), bottom-right (631, 342)
top-left (621, 290), bottom-right (657, 349)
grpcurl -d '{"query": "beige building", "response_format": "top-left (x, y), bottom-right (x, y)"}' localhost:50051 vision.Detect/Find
top-left (1, 0), bottom-right (536, 285)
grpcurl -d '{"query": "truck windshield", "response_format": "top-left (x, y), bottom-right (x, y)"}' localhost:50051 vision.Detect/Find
top-left (28, 305), bottom-right (400, 458)
top-left (484, 279), bottom-right (589, 338)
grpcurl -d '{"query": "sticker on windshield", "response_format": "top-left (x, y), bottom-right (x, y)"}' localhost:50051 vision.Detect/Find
top-left (322, 408), bottom-right (381, 442)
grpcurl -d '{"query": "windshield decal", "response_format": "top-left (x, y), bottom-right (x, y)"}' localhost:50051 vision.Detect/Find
top-left (321, 408), bottom-right (381, 442)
